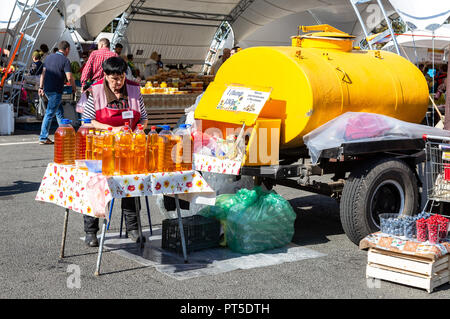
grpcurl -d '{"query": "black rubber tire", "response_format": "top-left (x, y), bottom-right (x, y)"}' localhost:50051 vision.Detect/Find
top-left (340, 158), bottom-right (419, 245)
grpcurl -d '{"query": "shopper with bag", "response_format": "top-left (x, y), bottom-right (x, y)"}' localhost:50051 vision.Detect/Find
top-left (38, 41), bottom-right (76, 145)
top-left (81, 56), bottom-right (148, 246)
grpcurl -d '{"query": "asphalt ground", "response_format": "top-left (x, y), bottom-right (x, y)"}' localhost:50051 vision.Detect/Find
top-left (0, 130), bottom-right (449, 302)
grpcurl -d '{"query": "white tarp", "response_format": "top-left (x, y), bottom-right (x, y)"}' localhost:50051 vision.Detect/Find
top-left (388, 0), bottom-right (450, 31)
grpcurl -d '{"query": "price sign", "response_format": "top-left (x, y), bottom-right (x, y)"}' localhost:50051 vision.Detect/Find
top-left (216, 85), bottom-right (271, 115)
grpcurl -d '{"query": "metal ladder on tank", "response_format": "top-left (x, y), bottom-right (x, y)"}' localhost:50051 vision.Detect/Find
top-left (349, 0), bottom-right (401, 55)
top-left (1, 0), bottom-right (60, 117)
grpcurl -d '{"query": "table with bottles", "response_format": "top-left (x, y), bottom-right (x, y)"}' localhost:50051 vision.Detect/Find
top-left (35, 119), bottom-right (216, 275)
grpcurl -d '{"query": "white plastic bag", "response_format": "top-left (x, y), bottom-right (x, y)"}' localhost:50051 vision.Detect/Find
top-left (76, 92), bottom-right (88, 114)
top-left (303, 112), bottom-right (450, 164)
top-left (36, 97), bottom-right (46, 120)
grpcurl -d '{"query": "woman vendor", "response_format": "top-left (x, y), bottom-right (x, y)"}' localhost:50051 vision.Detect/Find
top-left (81, 56), bottom-right (148, 247)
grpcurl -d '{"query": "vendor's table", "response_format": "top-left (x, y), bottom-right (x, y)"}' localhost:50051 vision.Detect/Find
top-left (360, 232), bottom-right (450, 292)
top-left (35, 163), bottom-right (215, 276)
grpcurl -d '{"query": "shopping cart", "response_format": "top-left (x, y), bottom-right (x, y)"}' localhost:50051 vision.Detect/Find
top-left (422, 134), bottom-right (450, 216)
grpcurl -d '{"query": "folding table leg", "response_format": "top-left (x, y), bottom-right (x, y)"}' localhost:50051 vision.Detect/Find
top-left (174, 194), bottom-right (188, 263)
top-left (106, 198), bottom-right (115, 230)
top-left (59, 209), bottom-right (69, 259)
top-left (94, 200), bottom-right (113, 276)
top-left (94, 218), bottom-right (108, 276)
top-left (145, 196), bottom-right (153, 236)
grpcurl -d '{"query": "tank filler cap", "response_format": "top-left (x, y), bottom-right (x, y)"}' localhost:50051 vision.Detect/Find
top-left (292, 24), bottom-right (355, 52)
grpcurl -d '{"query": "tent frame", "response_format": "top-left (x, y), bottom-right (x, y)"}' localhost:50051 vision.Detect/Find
top-left (1, 0), bottom-right (61, 117)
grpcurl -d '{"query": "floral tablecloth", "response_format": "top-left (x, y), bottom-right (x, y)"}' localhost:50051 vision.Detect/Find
top-left (35, 163), bottom-right (215, 219)
top-left (193, 153), bottom-right (242, 175)
top-left (360, 232), bottom-right (450, 260)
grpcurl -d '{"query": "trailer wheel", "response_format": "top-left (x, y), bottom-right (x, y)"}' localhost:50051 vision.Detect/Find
top-left (340, 158), bottom-right (419, 245)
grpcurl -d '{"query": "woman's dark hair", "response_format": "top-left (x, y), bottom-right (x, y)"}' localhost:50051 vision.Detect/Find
top-left (102, 56), bottom-right (128, 75)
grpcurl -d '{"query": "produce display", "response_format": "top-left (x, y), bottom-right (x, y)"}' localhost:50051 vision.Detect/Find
top-left (54, 120), bottom-right (194, 175)
top-left (380, 212), bottom-right (449, 243)
top-left (145, 69), bottom-right (214, 92)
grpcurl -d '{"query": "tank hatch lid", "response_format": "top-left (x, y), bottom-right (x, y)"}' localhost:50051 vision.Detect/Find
top-left (298, 24), bottom-right (355, 37)
top-left (300, 32), bottom-right (355, 39)
top-left (292, 25), bottom-right (355, 51)
top-left (194, 82), bottom-right (273, 126)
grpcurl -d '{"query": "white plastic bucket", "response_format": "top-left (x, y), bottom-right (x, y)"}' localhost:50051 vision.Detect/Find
top-left (0, 103), bottom-right (14, 135)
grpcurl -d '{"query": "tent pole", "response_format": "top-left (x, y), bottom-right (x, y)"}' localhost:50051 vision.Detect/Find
top-left (376, 0), bottom-right (400, 56)
top-left (444, 46), bottom-right (450, 130)
top-left (349, 0), bottom-right (373, 50)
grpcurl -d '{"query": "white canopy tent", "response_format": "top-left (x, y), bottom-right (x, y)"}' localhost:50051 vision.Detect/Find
top-left (4, 0), bottom-right (450, 71)
top-left (382, 24), bottom-right (450, 64)
top-left (67, 0), bottom-right (394, 66)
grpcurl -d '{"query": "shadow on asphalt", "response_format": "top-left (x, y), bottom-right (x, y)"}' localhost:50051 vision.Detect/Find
top-left (289, 194), bottom-right (344, 246)
top-left (95, 265), bottom-right (151, 276)
top-left (0, 180), bottom-right (41, 198)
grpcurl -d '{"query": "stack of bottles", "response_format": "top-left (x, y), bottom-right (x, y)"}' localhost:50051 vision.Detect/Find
top-left (54, 121), bottom-right (194, 175)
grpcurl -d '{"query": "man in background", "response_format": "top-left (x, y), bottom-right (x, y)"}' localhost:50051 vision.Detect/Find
top-left (39, 44), bottom-right (50, 62)
top-left (114, 43), bottom-right (123, 56)
top-left (38, 41), bottom-right (76, 145)
top-left (80, 38), bottom-right (117, 92)
top-left (210, 48), bottom-right (230, 75)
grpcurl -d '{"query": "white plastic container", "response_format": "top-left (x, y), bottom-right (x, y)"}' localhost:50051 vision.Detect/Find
top-left (0, 103), bottom-right (14, 135)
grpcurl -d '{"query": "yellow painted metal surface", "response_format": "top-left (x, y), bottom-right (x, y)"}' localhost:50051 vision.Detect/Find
top-left (195, 26), bottom-right (429, 150)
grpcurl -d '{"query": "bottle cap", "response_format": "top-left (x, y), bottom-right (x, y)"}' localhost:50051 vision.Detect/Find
top-left (82, 119), bottom-right (91, 124)
top-left (151, 126), bottom-right (157, 130)
top-left (108, 127), bottom-right (113, 131)
top-left (160, 125), bottom-right (170, 130)
top-left (179, 124), bottom-right (187, 129)
top-left (125, 122), bottom-right (129, 126)
top-left (124, 126), bottom-right (129, 131)
top-left (61, 119), bottom-right (71, 125)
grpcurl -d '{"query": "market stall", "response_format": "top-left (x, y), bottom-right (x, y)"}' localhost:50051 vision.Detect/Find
top-left (140, 70), bottom-right (212, 128)
top-left (35, 162), bottom-right (215, 275)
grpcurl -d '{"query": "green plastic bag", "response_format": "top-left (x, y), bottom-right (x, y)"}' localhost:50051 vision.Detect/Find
top-left (225, 187), bottom-right (297, 254)
top-left (199, 187), bottom-right (297, 254)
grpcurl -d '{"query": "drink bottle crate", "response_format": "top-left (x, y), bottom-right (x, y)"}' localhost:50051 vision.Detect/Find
top-left (161, 215), bottom-right (221, 254)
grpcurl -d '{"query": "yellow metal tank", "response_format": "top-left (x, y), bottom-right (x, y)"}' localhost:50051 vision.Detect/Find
top-left (195, 25), bottom-right (429, 150)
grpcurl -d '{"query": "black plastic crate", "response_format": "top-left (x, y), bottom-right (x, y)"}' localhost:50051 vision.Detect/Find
top-left (161, 215), bottom-right (221, 254)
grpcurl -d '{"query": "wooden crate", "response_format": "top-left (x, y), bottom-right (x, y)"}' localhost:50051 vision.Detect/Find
top-left (146, 108), bottom-right (186, 129)
top-left (366, 248), bottom-right (450, 293)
